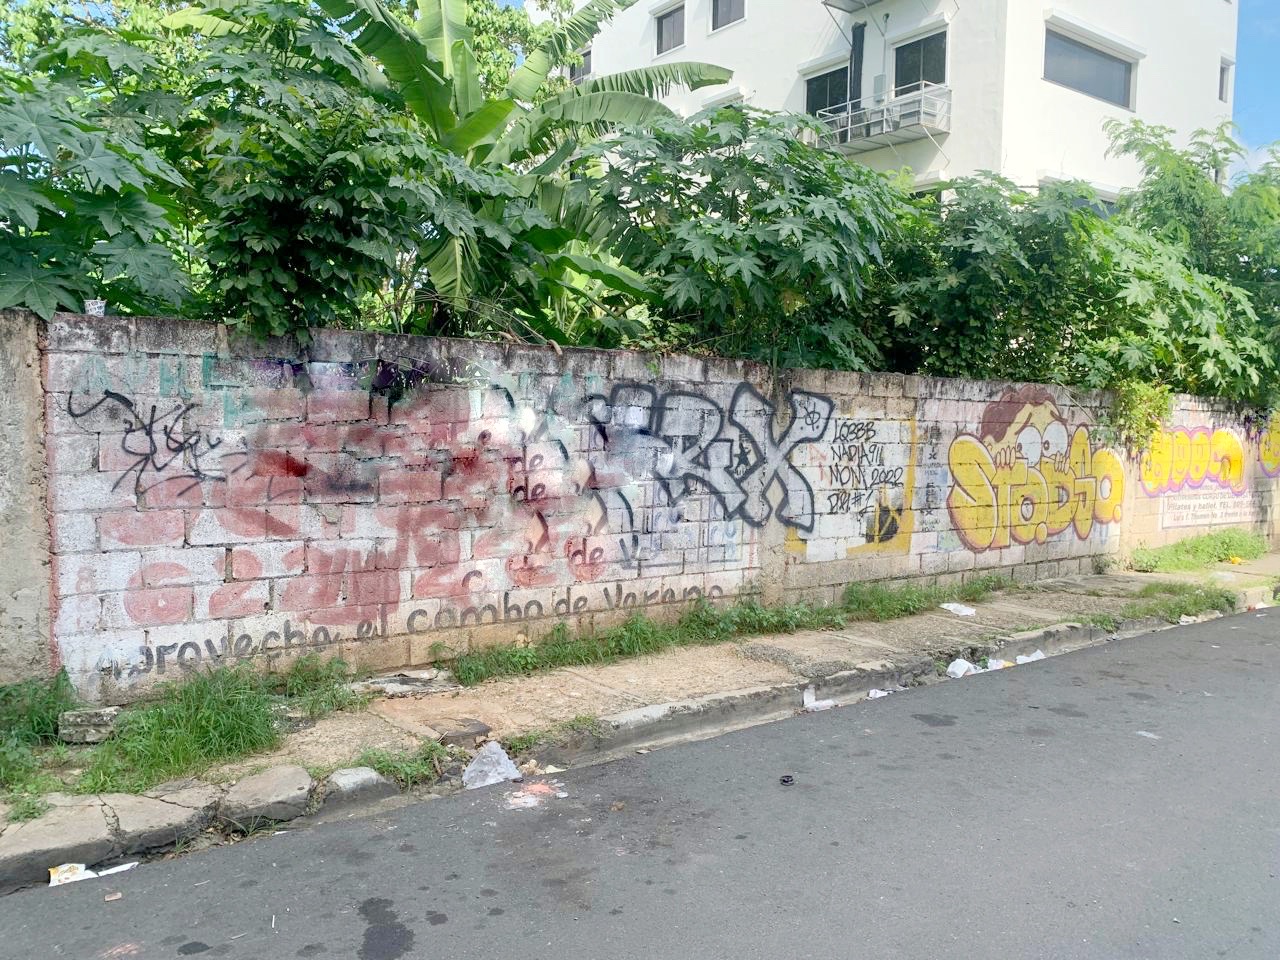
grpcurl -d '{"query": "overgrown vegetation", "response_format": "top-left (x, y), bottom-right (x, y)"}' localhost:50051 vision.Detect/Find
top-left (4, 0), bottom-right (1275, 420)
top-left (0, 670), bottom-right (78, 817)
top-left (841, 574), bottom-right (1012, 622)
top-left (357, 741), bottom-right (450, 788)
top-left (0, 654), bottom-right (367, 804)
top-left (501, 715), bottom-right (607, 756)
top-left (454, 575), bottom-right (1013, 686)
top-left (79, 667), bottom-right (281, 793)
top-left (1083, 582), bottom-right (1238, 631)
top-left (1130, 529), bottom-right (1268, 573)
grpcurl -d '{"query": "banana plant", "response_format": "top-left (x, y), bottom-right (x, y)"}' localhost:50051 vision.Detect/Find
top-left (312, 0), bottom-right (731, 168)
top-left (166, 0), bottom-right (730, 328)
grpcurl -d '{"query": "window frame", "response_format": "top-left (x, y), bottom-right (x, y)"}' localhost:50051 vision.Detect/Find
top-left (803, 64), bottom-right (851, 117)
top-left (655, 5), bottom-right (685, 56)
top-left (710, 0), bottom-right (746, 33)
top-left (891, 30), bottom-right (948, 99)
top-left (1043, 28), bottom-right (1136, 110)
top-left (1219, 58), bottom-right (1233, 103)
top-left (569, 47), bottom-right (592, 85)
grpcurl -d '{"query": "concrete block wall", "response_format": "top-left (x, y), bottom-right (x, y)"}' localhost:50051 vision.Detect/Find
top-left (4, 311), bottom-right (1276, 701)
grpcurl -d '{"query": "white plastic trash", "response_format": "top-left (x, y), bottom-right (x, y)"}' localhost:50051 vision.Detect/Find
top-left (867, 689), bottom-right (891, 700)
top-left (802, 685), bottom-right (835, 712)
top-left (462, 741), bottom-right (522, 790)
top-left (946, 658), bottom-right (979, 679)
top-left (1014, 650), bottom-right (1047, 665)
top-left (940, 603), bottom-right (977, 617)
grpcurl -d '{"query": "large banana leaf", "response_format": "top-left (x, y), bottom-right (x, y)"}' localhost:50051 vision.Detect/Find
top-left (506, 0), bottom-right (638, 103)
top-left (316, 0), bottom-right (456, 136)
top-left (551, 252), bottom-right (655, 301)
top-left (441, 98), bottom-right (517, 155)
top-left (490, 90), bottom-right (675, 164)
top-left (416, 0), bottom-right (471, 76)
top-left (449, 39), bottom-right (485, 119)
top-left (575, 63), bottom-right (732, 97)
top-left (159, 5), bottom-right (244, 36)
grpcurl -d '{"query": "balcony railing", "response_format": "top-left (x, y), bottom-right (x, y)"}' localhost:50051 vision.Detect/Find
top-left (816, 82), bottom-right (952, 154)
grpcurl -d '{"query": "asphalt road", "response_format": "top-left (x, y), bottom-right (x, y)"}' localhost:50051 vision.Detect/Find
top-left (4, 612), bottom-right (1279, 960)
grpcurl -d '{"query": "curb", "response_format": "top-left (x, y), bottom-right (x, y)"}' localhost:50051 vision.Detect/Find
top-left (4, 583), bottom-right (1271, 895)
top-left (535, 585), bottom-right (1273, 768)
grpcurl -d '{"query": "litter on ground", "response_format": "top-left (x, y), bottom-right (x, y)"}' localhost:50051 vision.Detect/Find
top-left (1015, 650), bottom-right (1047, 665)
top-left (946, 658), bottom-right (979, 678)
top-left (48, 862), bottom-right (138, 886)
top-left (463, 741), bottom-right (522, 790)
top-left (802, 686), bottom-right (835, 712)
top-left (940, 603), bottom-right (977, 617)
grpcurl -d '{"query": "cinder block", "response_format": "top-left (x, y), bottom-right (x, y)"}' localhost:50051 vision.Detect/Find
top-left (47, 313), bottom-right (133, 353)
top-left (231, 541), bottom-right (306, 580)
top-left (51, 513), bottom-right (98, 554)
top-left (98, 510), bottom-right (185, 549)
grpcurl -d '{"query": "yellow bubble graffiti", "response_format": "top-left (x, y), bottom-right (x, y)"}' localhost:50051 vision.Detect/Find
top-left (1260, 417), bottom-right (1280, 478)
top-left (1139, 427), bottom-right (1246, 496)
top-left (947, 427), bottom-right (1125, 553)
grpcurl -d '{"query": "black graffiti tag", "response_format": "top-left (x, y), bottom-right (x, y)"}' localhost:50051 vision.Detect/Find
top-left (730, 384), bottom-right (834, 531)
top-left (67, 390), bottom-right (232, 494)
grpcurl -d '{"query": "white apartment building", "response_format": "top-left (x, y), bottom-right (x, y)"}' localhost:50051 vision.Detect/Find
top-left (549, 0), bottom-right (1239, 196)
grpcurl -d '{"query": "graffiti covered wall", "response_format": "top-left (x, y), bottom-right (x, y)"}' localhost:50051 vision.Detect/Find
top-left (6, 313), bottom-right (1276, 700)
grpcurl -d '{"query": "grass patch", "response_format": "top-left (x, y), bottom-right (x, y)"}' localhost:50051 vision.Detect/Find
top-left (455, 575), bottom-right (1016, 687)
top-left (841, 574), bottom-right (1012, 621)
top-left (0, 670), bottom-right (78, 746)
top-left (454, 598), bottom-right (845, 687)
top-left (79, 667), bottom-right (281, 793)
top-left (501, 715), bottom-right (606, 756)
top-left (357, 741), bottom-right (450, 789)
top-left (78, 655), bottom-right (370, 794)
top-left (268, 655), bottom-right (371, 719)
top-left (1, 671), bottom-right (80, 814)
top-left (1130, 530), bottom-right (1266, 573)
top-left (1083, 582), bottom-right (1237, 631)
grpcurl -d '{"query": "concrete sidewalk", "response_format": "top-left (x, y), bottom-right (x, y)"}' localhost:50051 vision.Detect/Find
top-left (224, 560), bottom-right (1280, 776)
top-left (2, 559), bottom-right (1275, 894)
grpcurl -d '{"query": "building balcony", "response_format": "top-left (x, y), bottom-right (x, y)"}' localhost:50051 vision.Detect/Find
top-left (816, 82), bottom-right (952, 154)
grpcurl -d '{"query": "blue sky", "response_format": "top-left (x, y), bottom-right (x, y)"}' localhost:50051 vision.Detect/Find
top-left (1234, 0), bottom-right (1280, 160)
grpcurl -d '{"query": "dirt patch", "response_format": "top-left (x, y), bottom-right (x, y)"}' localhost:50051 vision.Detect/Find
top-left (373, 645), bottom-right (796, 738)
top-left (207, 710), bottom-right (420, 782)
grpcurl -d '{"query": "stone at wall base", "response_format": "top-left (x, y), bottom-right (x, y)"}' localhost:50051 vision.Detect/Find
top-left (59, 707), bottom-right (121, 744)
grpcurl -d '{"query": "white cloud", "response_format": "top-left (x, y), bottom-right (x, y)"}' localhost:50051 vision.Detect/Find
top-left (1229, 141), bottom-right (1277, 183)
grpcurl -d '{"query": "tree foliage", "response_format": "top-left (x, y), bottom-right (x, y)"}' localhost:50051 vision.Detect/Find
top-left (580, 108), bottom-right (902, 369)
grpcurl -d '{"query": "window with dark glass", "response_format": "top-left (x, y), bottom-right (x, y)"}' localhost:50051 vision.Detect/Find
top-left (656, 6), bottom-right (684, 54)
top-left (805, 66), bottom-right (849, 116)
top-left (894, 31), bottom-right (946, 96)
top-left (569, 48), bottom-right (592, 84)
top-left (712, 0), bottom-right (745, 30)
top-left (1044, 30), bottom-right (1133, 108)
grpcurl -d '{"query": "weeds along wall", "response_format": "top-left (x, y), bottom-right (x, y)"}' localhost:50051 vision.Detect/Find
top-left (3, 311), bottom-right (1277, 702)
